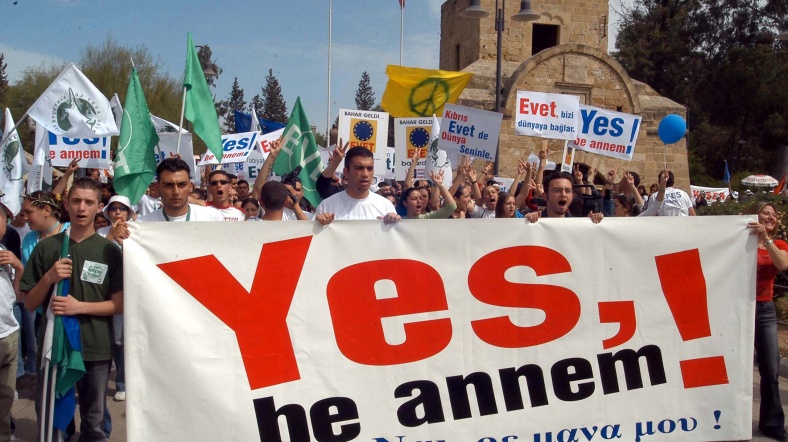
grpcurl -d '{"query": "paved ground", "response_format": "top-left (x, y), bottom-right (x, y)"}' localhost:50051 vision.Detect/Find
top-left (12, 371), bottom-right (125, 442)
top-left (8, 367), bottom-right (788, 441)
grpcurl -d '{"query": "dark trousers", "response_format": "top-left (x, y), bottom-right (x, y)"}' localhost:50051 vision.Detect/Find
top-left (755, 301), bottom-right (785, 432)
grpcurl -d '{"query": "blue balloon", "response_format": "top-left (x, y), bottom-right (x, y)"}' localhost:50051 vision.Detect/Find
top-left (658, 114), bottom-right (687, 144)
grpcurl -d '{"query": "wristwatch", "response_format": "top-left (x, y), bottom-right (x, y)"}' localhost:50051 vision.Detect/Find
top-left (765, 239), bottom-right (775, 246)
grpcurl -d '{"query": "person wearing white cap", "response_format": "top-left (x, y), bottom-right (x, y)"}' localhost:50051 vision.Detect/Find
top-left (96, 195), bottom-right (130, 403)
top-left (97, 195), bottom-right (134, 247)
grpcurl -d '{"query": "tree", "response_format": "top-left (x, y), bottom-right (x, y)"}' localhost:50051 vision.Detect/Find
top-left (614, 0), bottom-right (788, 183)
top-left (251, 94), bottom-right (263, 117)
top-left (218, 77), bottom-right (246, 134)
top-left (0, 52), bottom-right (8, 104)
top-left (4, 36), bottom-right (183, 153)
top-left (261, 69), bottom-right (288, 124)
top-left (354, 71), bottom-right (375, 110)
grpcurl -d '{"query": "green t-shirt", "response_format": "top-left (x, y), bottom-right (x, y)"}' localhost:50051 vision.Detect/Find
top-left (20, 232), bottom-right (123, 361)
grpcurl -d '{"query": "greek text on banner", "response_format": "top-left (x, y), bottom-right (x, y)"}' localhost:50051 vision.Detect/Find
top-left (125, 217), bottom-right (756, 442)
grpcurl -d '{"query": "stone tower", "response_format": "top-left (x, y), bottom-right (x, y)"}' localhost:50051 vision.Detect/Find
top-left (439, 0), bottom-right (690, 192)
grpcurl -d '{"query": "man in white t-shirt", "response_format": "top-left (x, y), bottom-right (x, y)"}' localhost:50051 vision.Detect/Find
top-left (641, 170), bottom-right (695, 217)
top-left (205, 170), bottom-right (245, 221)
top-left (315, 147), bottom-right (400, 225)
top-left (139, 158), bottom-right (224, 222)
top-left (136, 182), bottom-right (161, 216)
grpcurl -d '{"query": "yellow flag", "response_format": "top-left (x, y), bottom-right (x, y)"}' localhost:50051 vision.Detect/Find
top-left (381, 65), bottom-right (472, 118)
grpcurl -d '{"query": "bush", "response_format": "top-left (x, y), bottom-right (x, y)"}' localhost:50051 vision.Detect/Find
top-left (697, 193), bottom-right (788, 241)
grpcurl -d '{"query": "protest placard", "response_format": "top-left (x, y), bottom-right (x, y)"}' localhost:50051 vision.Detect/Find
top-left (125, 217), bottom-right (755, 442)
top-left (338, 109), bottom-right (389, 153)
top-left (438, 103), bottom-right (503, 161)
top-left (151, 133), bottom-right (199, 186)
top-left (374, 146), bottom-right (396, 179)
top-left (515, 91), bottom-right (580, 140)
top-left (199, 131), bottom-right (260, 165)
top-left (569, 105), bottom-right (642, 161)
top-left (394, 117), bottom-right (431, 180)
top-left (48, 133), bottom-right (111, 169)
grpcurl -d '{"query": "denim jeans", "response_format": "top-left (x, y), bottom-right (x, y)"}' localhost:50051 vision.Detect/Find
top-left (76, 360), bottom-right (111, 442)
top-left (36, 360), bottom-right (111, 442)
top-left (12, 302), bottom-right (38, 377)
top-left (755, 301), bottom-right (785, 432)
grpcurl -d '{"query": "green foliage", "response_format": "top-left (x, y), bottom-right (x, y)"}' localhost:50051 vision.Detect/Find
top-left (0, 53), bottom-right (7, 103)
top-left (614, 0), bottom-right (788, 185)
top-left (261, 69), bottom-right (287, 124)
top-left (354, 71), bottom-right (375, 111)
top-left (3, 36), bottom-right (182, 154)
top-left (218, 77), bottom-right (246, 134)
top-left (698, 192), bottom-right (788, 240)
top-left (314, 131), bottom-right (327, 148)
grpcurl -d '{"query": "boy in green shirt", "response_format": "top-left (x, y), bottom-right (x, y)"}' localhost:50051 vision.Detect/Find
top-left (21, 178), bottom-right (123, 442)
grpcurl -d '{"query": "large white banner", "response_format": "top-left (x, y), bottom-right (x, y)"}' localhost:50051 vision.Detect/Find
top-left (568, 105), bottom-right (642, 161)
top-left (690, 186), bottom-right (730, 203)
top-left (125, 217), bottom-right (756, 442)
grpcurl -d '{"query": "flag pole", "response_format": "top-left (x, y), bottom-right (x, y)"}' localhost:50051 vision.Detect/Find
top-left (45, 364), bottom-right (58, 442)
top-left (326, 0), bottom-right (333, 147)
top-left (176, 86), bottom-right (187, 158)
top-left (0, 111), bottom-right (30, 149)
top-left (400, 1), bottom-right (404, 65)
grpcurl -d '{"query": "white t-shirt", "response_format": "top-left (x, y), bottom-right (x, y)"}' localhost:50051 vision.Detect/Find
top-left (0, 244), bottom-right (18, 338)
top-left (137, 194), bottom-right (162, 216)
top-left (468, 205), bottom-right (496, 219)
top-left (139, 204), bottom-right (224, 222)
top-left (8, 223), bottom-right (30, 242)
top-left (644, 189), bottom-right (693, 216)
top-left (315, 191), bottom-right (395, 220)
top-left (207, 204), bottom-right (245, 222)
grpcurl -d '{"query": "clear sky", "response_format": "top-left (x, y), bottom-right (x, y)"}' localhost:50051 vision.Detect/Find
top-left (0, 0), bottom-right (629, 134)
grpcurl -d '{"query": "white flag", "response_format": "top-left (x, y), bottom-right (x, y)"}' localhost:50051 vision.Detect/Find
top-left (250, 110), bottom-right (260, 134)
top-left (110, 93), bottom-right (123, 131)
top-left (425, 115), bottom-right (452, 185)
top-left (28, 122), bottom-right (53, 193)
top-left (0, 109), bottom-right (28, 216)
top-left (150, 114), bottom-right (188, 134)
top-left (26, 62), bottom-right (119, 138)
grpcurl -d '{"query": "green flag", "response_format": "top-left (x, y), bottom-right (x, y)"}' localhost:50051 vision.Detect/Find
top-left (114, 67), bottom-right (159, 205)
top-left (184, 33), bottom-right (223, 162)
top-left (272, 97), bottom-right (324, 207)
top-left (53, 233), bottom-right (85, 397)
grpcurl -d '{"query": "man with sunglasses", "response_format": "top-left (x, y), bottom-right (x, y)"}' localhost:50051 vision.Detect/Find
top-left (139, 159), bottom-right (223, 222)
top-left (205, 170), bottom-right (245, 221)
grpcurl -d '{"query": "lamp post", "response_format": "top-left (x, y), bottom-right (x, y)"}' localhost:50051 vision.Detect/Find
top-left (461, 0), bottom-right (539, 174)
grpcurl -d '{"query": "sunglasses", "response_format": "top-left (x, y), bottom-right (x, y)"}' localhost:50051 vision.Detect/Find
top-left (108, 206), bottom-right (129, 212)
top-left (209, 180), bottom-right (229, 186)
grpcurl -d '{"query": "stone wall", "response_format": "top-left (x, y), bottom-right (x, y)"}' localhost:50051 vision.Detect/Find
top-left (440, 0), bottom-right (609, 71)
top-left (455, 45), bottom-right (690, 192)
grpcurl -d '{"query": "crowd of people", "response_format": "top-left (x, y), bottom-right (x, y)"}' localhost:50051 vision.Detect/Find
top-left (0, 142), bottom-right (785, 441)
